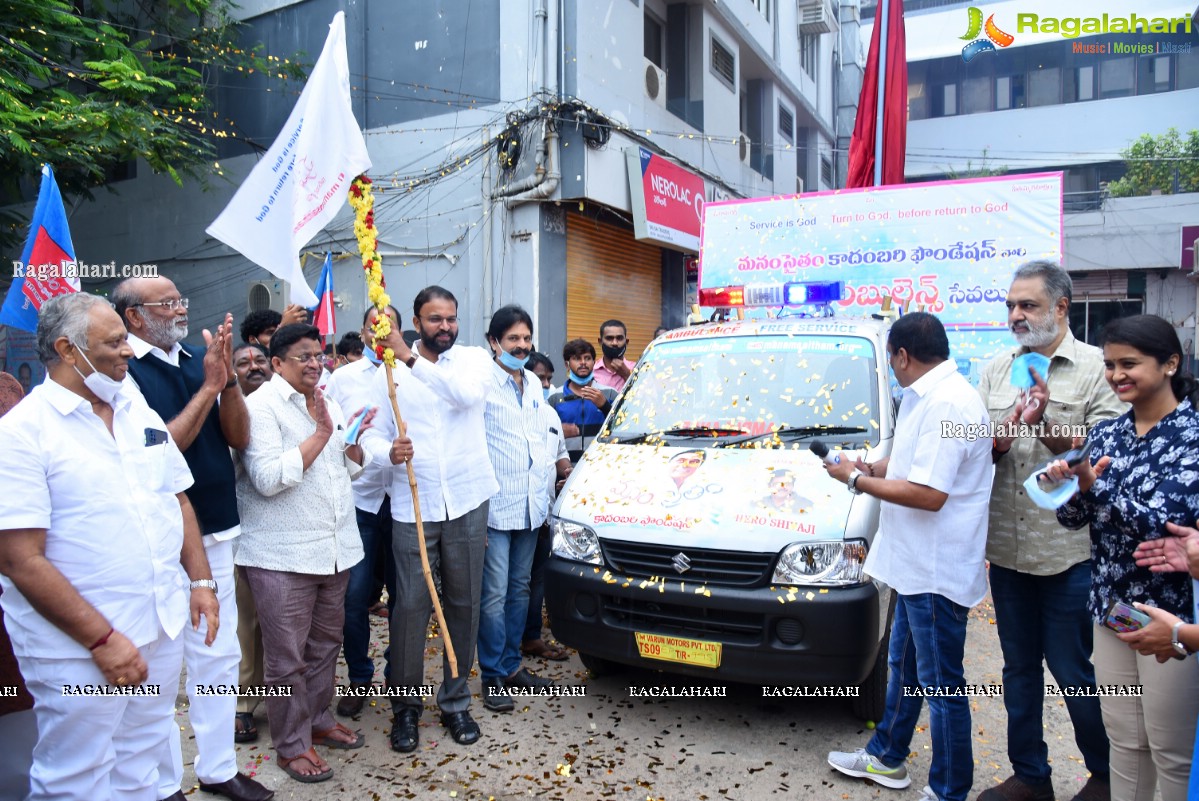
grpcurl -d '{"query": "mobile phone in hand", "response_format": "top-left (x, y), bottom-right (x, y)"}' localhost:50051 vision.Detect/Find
top-left (1102, 599), bottom-right (1151, 633)
top-left (1062, 440), bottom-right (1093, 468)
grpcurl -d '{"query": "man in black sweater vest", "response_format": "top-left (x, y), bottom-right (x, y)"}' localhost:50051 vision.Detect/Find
top-left (115, 277), bottom-right (271, 801)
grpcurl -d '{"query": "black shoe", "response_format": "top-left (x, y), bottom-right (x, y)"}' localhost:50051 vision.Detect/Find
top-left (439, 710), bottom-right (481, 745)
top-left (506, 667), bottom-right (554, 689)
top-left (336, 682), bottom-right (368, 717)
top-left (389, 708), bottom-right (421, 753)
top-left (198, 773), bottom-right (275, 801)
top-left (481, 678), bottom-right (514, 712)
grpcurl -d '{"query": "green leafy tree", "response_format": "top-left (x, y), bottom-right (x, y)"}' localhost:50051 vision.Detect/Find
top-left (1108, 128), bottom-right (1199, 197)
top-left (0, 0), bottom-right (304, 244)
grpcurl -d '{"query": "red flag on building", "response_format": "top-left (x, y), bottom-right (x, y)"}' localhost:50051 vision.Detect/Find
top-left (846, 0), bottom-right (907, 188)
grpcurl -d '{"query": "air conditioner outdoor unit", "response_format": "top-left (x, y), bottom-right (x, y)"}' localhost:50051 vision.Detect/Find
top-left (798, 1), bottom-right (837, 34)
top-left (644, 59), bottom-right (667, 108)
top-left (738, 134), bottom-right (751, 165)
top-left (247, 279), bottom-right (289, 313)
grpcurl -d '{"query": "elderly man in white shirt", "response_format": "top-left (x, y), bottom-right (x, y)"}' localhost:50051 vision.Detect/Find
top-left (823, 312), bottom-right (993, 801)
top-left (0, 292), bottom-right (219, 801)
top-left (324, 305), bottom-right (400, 717)
top-left (361, 285), bottom-right (499, 753)
top-left (236, 323), bottom-right (399, 784)
top-left (112, 276), bottom-right (270, 801)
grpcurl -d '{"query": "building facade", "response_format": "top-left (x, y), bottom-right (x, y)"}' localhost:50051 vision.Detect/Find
top-left (23, 0), bottom-right (848, 361)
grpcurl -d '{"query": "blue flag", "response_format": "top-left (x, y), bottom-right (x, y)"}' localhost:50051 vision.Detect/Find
top-left (1, 165), bottom-right (78, 332)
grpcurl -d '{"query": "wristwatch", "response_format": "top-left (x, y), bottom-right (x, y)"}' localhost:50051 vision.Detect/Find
top-left (847, 470), bottom-right (865, 495)
top-left (190, 579), bottom-right (218, 593)
top-left (1172, 621), bottom-right (1191, 658)
top-left (405, 353), bottom-right (418, 369)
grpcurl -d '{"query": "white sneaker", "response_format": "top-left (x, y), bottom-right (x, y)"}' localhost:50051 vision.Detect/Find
top-left (914, 786), bottom-right (939, 801)
top-left (827, 747), bottom-right (912, 789)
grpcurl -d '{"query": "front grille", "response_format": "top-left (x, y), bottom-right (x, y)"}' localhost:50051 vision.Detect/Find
top-left (601, 595), bottom-right (763, 644)
top-left (601, 539), bottom-right (776, 587)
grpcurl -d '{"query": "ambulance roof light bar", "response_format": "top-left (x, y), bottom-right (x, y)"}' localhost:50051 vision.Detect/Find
top-left (698, 281), bottom-right (844, 311)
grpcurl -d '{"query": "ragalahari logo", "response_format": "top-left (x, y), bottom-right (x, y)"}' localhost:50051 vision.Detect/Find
top-left (960, 7), bottom-right (1015, 62)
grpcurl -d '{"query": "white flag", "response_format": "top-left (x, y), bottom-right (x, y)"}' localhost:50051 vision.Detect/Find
top-left (206, 12), bottom-right (370, 307)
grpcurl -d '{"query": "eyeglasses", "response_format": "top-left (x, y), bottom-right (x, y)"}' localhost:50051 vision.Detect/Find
top-left (284, 353), bottom-right (324, 364)
top-left (421, 315), bottom-right (457, 326)
top-left (137, 298), bottom-right (189, 311)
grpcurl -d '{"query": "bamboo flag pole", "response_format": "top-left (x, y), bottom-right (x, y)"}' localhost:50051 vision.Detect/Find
top-left (350, 174), bottom-right (458, 678)
top-left (383, 362), bottom-right (459, 678)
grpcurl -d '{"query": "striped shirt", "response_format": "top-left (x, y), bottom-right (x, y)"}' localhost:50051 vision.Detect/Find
top-left (484, 360), bottom-right (558, 530)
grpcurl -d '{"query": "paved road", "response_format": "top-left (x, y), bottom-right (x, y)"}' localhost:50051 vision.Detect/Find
top-left (176, 595), bottom-right (1114, 800)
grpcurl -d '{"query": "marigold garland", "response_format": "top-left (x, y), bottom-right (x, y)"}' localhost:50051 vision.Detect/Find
top-left (348, 175), bottom-right (394, 366)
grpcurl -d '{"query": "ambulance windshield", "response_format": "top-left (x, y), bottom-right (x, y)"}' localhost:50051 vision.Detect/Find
top-left (601, 334), bottom-right (882, 448)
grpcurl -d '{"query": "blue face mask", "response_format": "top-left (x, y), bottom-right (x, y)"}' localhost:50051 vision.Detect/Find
top-left (1022, 469), bottom-right (1080, 510)
top-left (569, 370), bottom-right (594, 386)
top-left (497, 348), bottom-right (529, 371)
top-left (543, 386), bottom-right (551, 400)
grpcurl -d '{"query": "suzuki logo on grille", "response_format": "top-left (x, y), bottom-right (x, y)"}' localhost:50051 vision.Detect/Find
top-left (671, 552), bottom-right (692, 574)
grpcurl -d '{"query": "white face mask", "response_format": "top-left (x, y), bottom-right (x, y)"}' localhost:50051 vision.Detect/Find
top-left (72, 347), bottom-right (124, 404)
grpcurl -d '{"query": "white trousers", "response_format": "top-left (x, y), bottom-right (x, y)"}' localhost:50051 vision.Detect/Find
top-left (159, 538), bottom-right (242, 792)
top-left (21, 627), bottom-right (183, 801)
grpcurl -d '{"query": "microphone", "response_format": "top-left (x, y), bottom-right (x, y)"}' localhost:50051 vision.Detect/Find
top-left (809, 441), bottom-right (841, 465)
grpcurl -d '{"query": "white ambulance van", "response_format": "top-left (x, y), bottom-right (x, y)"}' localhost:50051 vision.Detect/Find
top-left (544, 282), bottom-right (896, 719)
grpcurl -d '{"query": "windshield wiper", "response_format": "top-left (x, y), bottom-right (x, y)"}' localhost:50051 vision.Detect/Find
top-left (608, 425), bottom-right (748, 445)
top-left (716, 424), bottom-right (869, 447)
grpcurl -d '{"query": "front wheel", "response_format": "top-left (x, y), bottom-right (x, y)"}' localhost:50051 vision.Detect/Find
top-left (852, 595), bottom-right (895, 722)
top-left (852, 638), bottom-right (888, 722)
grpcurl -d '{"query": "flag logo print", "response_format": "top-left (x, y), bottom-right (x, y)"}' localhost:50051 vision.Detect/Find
top-left (959, 7), bottom-right (1014, 62)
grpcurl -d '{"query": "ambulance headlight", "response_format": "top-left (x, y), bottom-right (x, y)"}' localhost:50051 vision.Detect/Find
top-left (550, 516), bottom-right (602, 565)
top-left (773, 539), bottom-right (867, 585)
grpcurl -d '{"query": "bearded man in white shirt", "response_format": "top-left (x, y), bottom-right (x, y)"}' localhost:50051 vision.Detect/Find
top-left (0, 292), bottom-right (219, 801)
top-left (361, 285), bottom-right (499, 753)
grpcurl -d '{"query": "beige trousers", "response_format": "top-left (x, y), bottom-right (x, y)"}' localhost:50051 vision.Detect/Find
top-left (1092, 623), bottom-right (1199, 801)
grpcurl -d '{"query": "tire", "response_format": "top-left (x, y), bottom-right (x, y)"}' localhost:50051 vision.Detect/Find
top-left (852, 637), bottom-right (888, 722)
top-left (578, 650), bottom-right (623, 677)
top-left (852, 594), bottom-right (896, 722)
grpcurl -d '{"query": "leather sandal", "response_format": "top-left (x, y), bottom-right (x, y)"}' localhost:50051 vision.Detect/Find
top-left (521, 638), bottom-right (570, 661)
top-left (278, 748), bottom-right (332, 783)
top-left (234, 712), bottom-right (258, 743)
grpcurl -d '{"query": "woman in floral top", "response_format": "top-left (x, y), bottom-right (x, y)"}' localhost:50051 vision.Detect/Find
top-left (1050, 315), bottom-right (1199, 801)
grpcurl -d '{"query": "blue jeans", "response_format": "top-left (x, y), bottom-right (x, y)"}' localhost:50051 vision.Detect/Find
top-left (868, 593), bottom-right (972, 801)
top-left (477, 527), bottom-right (538, 680)
top-left (342, 498), bottom-right (394, 683)
top-left (523, 525), bottom-right (552, 643)
top-left (989, 562), bottom-right (1109, 783)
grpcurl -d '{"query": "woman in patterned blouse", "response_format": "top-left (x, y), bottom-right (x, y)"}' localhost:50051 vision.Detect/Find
top-left (1048, 315), bottom-right (1199, 801)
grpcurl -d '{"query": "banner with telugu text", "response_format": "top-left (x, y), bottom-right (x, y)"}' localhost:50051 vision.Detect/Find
top-left (698, 173), bottom-right (1063, 383)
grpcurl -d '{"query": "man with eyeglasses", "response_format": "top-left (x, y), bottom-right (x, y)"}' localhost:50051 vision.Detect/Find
top-left (360, 285), bottom-right (498, 752)
top-left (235, 323), bottom-right (396, 782)
top-left (114, 277), bottom-right (271, 801)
